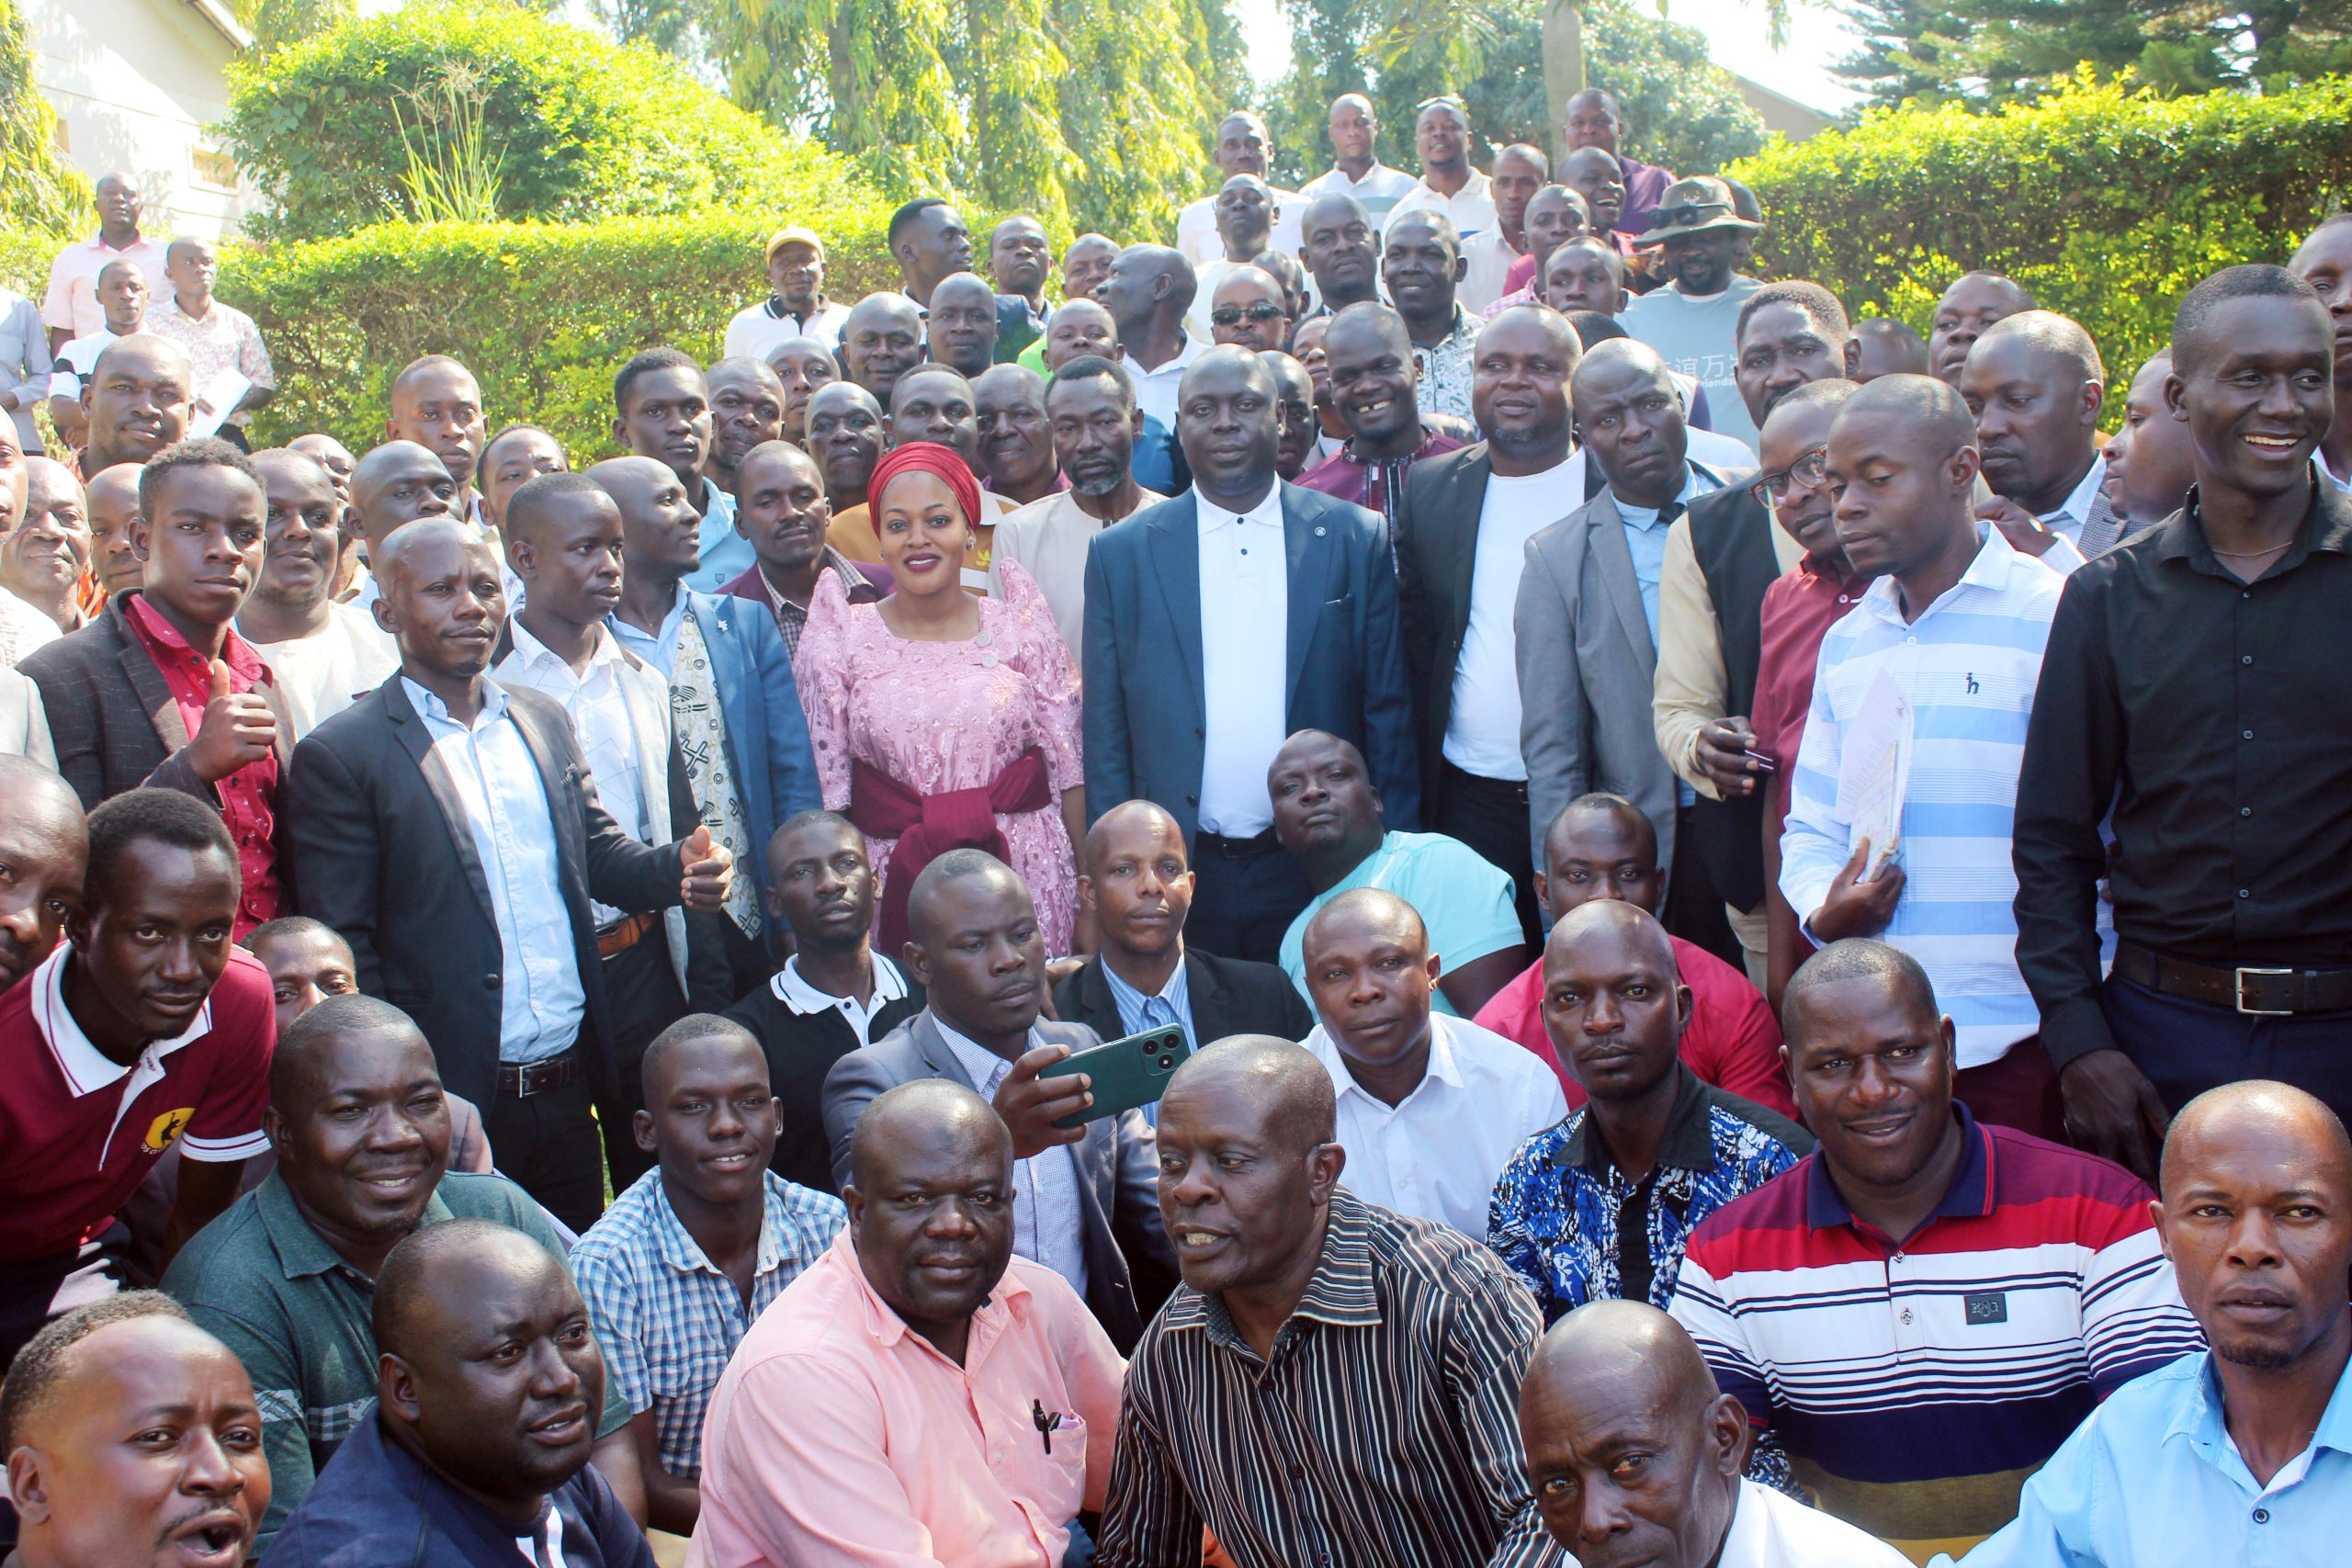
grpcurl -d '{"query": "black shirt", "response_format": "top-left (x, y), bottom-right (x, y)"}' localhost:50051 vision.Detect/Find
top-left (2014, 478), bottom-right (2352, 1067)
top-left (723, 959), bottom-right (925, 1194)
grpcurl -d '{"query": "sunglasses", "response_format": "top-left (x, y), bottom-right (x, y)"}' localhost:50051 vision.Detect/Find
top-left (1654, 203), bottom-right (1731, 231)
top-left (1211, 302), bottom-right (1289, 327)
top-left (1750, 447), bottom-right (1829, 507)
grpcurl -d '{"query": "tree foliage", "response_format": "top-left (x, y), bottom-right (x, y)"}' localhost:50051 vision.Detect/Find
top-left (1832, 0), bottom-right (2352, 107)
top-left (1734, 71), bottom-right (2352, 418)
top-left (594, 0), bottom-right (1247, 243)
top-left (1, 0), bottom-right (89, 243)
top-left (1264, 0), bottom-right (1763, 188)
top-left (220, 2), bottom-right (874, 243)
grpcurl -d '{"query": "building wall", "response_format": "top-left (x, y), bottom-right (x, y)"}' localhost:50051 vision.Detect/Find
top-left (25, 0), bottom-right (255, 240)
top-left (1734, 76), bottom-right (1834, 144)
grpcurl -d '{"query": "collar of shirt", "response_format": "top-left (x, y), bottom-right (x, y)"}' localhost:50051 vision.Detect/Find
top-left (831, 1226), bottom-right (1035, 1353)
top-left (125, 591), bottom-right (269, 689)
top-left (1166, 1187), bottom-right (1386, 1354)
top-left (1795, 549), bottom-right (1873, 596)
top-left (649, 1168), bottom-right (813, 1281)
top-left (2046, 449), bottom-right (2108, 535)
top-left (1615, 463), bottom-right (1713, 529)
top-left (1425, 304), bottom-right (1477, 349)
top-left (770, 953), bottom-right (910, 1017)
top-left (934, 1015), bottom-right (1041, 1097)
top-left (401, 673), bottom-right (511, 734)
top-left (27, 941), bottom-right (214, 1097)
top-left (1854, 518), bottom-right (2027, 627)
top-left (1303, 1012), bottom-right (1466, 1112)
top-left (1122, 331), bottom-right (1204, 384)
top-left (1803, 1100), bottom-right (1994, 1240)
top-left (606, 589), bottom-right (688, 663)
top-left (257, 1165), bottom-right (456, 1281)
top-left (1555, 1063), bottom-right (1719, 1177)
top-left (764, 296), bottom-right (833, 326)
top-left (507, 614), bottom-right (622, 680)
top-left (2167, 1348), bottom-right (2352, 1489)
top-left (2161, 477), bottom-right (2352, 578)
top-left (1100, 952), bottom-right (1190, 1018)
top-left (1193, 478), bottom-right (1284, 535)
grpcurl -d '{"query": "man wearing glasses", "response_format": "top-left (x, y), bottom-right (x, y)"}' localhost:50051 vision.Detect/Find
top-left (1653, 282), bottom-right (1853, 987)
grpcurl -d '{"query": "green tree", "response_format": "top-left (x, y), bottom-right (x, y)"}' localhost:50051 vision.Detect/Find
top-left (1, 0), bottom-right (88, 238)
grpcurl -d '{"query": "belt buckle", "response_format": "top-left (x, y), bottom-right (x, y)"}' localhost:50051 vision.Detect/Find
top-left (2235, 966), bottom-right (2296, 1017)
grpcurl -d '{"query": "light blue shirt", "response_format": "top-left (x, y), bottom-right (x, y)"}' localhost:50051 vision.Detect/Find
top-left (684, 479), bottom-right (751, 595)
top-left (933, 1020), bottom-right (1090, 1293)
top-left (1944, 1350), bottom-right (2352, 1568)
top-left (607, 590), bottom-right (690, 680)
top-left (401, 678), bottom-right (584, 1063)
top-left (1617, 464), bottom-right (1722, 809)
top-left (1100, 956), bottom-right (1198, 1126)
top-left (1278, 830), bottom-right (1522, 1018)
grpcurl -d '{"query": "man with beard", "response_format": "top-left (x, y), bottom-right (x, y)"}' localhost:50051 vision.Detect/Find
top-left (1960, 310), bottom-right (2121, 556)
top-left (1653, 281), bottom-right (1849, 983)
top-left (692, 1079), bottom-right (1125, 1566)
top-left (721, 226), bottom-right (849, 361)
top-left (838, 291), bottom-right (926, 412)
top-left (1381, 211), bottom-right (1478, 422)
top-left (1621, 177), bottom-right (1766, 447)
top-left (1173, 110), bottom-right (1306, 267)
top-left (990, 357), bottom-right (1163, 650)
top-left (719, 440), bottom-right (888, 660)
top-left (802, 380), bottom-right (888, 563)
top-left (1926, 271), bottom-right (2034, 389)
top-left (160, 994), bottom-right (639, 1551)
top-left (974, 364), bottom-right (1060, 506)
top-left (762, 335), bottom-right (837, 446)
top-left (266, 1220), bottom-right (655, 1564)
top-left (21, 440), bottom-right (291, 934)
top-left (1943, 1081), bottom-right (2352, 1565)
top-left (233, 447), bottom-right (396, 741)
top-left (70, 333), bottom-right (193, 478)
top-left (383, 354), bottom-right (487, 523)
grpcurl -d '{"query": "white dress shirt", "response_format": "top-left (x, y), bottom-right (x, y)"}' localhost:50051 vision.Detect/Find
top-left (1385, 170), bottom-right (1498, 241)
top-left (606, 589), bottom-right (691, 679)
top-left (1720, 1480), bottom-right (1914, 1567)
top-left (497, 619), bottom-right (650, 928)
top-left (1303, 1011), bottom-right (1566, 1237)
top-left (402, 677), bottom-right (585, 1064)
top-left (1121, 332), bottom-right (1207, 434)
top-left (1193, 481), bottom-right (1290, 838)
top-left (935, 1020), bottom-right (1090, 1292)
top-left (1458, 228), bottom-right (1524, 317)
top-left (721, 297), bottom-right (854, 359)
top-left (1443, 455), bottom-right (1578, 780)
top-left (770, 953), bottom-right (911, 1045)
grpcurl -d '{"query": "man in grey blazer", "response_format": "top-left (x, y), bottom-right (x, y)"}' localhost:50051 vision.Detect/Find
top-left (1517, 340), bottom-right (1736, 915)
top-left (820, 850), bottom-right (1175, 1350)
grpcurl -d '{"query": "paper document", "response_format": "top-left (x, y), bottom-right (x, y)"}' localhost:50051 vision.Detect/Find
top-left (1838, 671), bottom-right (1913, 882)
top-left (190, 369), bottom-right (251, 438)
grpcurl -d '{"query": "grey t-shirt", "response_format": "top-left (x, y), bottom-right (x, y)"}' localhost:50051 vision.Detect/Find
top-left (1622, 276), bottom-right (1766, 449)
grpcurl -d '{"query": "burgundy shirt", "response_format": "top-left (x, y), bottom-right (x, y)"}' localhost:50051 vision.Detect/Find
top-left (122, 594), bottom-right (283, 935)
top-left (1296, 430), bottom-right (1465, 521)
top-left (1751, 555), bottom-right (1875, 838)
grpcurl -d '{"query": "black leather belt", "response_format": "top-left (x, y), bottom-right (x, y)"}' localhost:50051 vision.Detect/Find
top-left (497, 1050), bottom-right (582, 1099)
top-left (2114, 941), bottom-right (2352, 1017)
top-left (1195, 828), bottom-right (1283, 859)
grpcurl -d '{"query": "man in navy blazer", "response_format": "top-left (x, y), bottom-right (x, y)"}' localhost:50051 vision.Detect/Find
top-left (1082, 345), bottom-right (1419, 961)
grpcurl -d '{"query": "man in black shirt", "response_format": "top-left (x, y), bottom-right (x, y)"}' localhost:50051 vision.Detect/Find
top-left (2015, 264), bottom-right (2352, 1179)
top-left (724, 812), bottom-right (922, 1194)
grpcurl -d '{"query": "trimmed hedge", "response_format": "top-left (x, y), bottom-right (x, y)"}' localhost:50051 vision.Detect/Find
top-left (220, 208), bottom-right (896, 458)
top-left (1734, 73), bottom-right (2352, 413)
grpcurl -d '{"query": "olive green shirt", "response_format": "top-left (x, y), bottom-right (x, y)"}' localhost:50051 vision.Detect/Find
top-left (160, 1169), bottom-right (629, 1554)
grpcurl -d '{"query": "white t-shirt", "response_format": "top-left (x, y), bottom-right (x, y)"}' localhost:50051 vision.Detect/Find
top-left (720, 298), bottom-right (853, 360)
top-left (238, 600), bottom-right (397, 742)
top-left (46, 328), bottom-right (119, 403)
top-left (1443, 456), bottom-right (1579, 781)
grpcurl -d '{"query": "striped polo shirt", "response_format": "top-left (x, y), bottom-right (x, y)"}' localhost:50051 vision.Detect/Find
top-left (1668, 1104), bottom-right (2203, 1553)
top-left (1780, 524), bottom-right (2092, 1067)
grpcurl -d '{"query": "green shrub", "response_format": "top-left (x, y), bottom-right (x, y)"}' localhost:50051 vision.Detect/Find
top-left (220, 207), bottom-right (896, 457)
top-left (222, 0), bottom-right (870, 243)
top-left (1734, 72), bottom-right (2352, 413)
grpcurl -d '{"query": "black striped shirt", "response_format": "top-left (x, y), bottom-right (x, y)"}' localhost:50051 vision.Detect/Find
top-left (1095, 1188), bottom-right (1560, 1568)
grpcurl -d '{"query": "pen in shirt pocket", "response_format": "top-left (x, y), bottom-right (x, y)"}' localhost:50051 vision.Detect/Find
top-left (1033, 1398), bottom-right (1068, 1454)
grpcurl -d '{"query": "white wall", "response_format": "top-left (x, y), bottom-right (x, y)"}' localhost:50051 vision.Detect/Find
top-left (25, 0), bottom-right (256, 240)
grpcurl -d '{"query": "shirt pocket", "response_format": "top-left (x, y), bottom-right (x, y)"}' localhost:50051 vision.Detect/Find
top-left (1032, 1409), bottom-right (1091, 1521)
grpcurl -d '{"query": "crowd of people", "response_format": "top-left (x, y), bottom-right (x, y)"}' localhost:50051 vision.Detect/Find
top-left (1, 84), bottom-right (2349, 1568)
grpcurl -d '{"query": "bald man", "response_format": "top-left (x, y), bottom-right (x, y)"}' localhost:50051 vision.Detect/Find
top-left (1095, 244), bottom-right (1202, 431)
top-left (74, 333), bottom-right (193, 475)
top-left (288, 515), bottom-right (734, 1229)
top-left (383, 355), bottom-right (486, 513)
top-left (1298, 93), bottom-right (1419, 229)
top-left (1960, 310), bottom-right (2122, 555)
top-left (695, 1079), bottom-right (1124, 1567)
top-left (1944, 1082), bottom-right (2352, 1565)
top-left (838, 291), bottom-right (925, 412)
top-left (2, 1292), bottom-right (272, 1568)
top-left (0, 757), bottom-right (84, 989)
top-left (1848, 317), bottom-right (1929, 382)
top-left (342, 438), bottom-right (457, 616)
top-left (1055, 798), bottom-right (1311, 1097)
top-left (80, 460), bottom-right (143, 600)
top-left (267, 1221), bottom-right (653, 1565)
top-left (1928, 272), bottom-right (2034, 389)
top-left (1781, 374), bottom-right (2081, 1140)
top-left (1521, 1301), bottom-right (1909, 1568)
top-left (1297, 886), bottom-right (1564, 1235)
top-left (1488, 898), bottom-right (1806, 1323)
top-left (1096, 1035), bottom-right (1552, 1568)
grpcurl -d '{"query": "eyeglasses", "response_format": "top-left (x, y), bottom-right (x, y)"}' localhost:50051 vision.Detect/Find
top-left (1211, 302), bottom-right (1288, 327)
top-left (1751, 447), bottom-right (1829, 507)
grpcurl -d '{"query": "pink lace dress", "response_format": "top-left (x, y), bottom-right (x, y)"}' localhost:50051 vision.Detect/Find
top-left (796, 559), bottom-right (1085, 951)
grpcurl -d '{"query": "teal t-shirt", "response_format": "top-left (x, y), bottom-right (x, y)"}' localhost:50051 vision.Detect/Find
top-left (1279, 830), bottom-right (1524, 1017)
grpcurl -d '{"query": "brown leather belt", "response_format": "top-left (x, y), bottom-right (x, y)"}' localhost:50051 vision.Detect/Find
top-left (596, 910), bottom-right (657, 958)
top-left (2114, 940), bottom-right (2352, 1017)
top-left (496, 1050), bottom-right (581, 1100)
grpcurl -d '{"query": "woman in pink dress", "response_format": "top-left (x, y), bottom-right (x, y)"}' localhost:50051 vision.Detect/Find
top-left (797, 440), bottom-right (1087, 953)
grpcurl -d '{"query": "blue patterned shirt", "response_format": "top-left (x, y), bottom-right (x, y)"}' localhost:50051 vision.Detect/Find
top-left (571, 1168), bottom-right (845, 1478)
top-left (1486, 1066), bottom-right (1809, 1323)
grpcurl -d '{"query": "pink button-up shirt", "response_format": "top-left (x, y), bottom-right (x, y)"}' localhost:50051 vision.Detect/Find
top-left (688, 1231), bottom-right (1125, 1568)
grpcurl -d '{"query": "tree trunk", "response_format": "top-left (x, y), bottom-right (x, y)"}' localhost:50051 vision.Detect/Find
top-left (1543, 0), bottom-right (1584, 165)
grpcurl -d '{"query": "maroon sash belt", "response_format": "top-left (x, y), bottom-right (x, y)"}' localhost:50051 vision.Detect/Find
top-left (850, 747), bottom-right (1052, 952)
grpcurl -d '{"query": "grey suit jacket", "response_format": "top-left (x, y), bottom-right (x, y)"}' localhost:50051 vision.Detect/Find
top-left (1514, 487), bottom-right (1679, 877)
top-left (819, 1009), bottom-right (1178, 1350)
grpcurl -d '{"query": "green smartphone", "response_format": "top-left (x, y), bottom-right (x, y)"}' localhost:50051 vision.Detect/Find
top-left (1039, 1023), bottom-right (1190, 1130)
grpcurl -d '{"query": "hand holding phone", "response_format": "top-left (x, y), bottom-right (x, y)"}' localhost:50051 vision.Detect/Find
top-left (1037, 1024), bottom-right (1191, 1130)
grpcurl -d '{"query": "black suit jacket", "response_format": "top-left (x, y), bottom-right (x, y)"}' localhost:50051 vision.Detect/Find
top-left (1053, 947), bottom-right (1314, 1050)
top-left (1394, 443), bottom-right (1501, 808)
top-left (21, 592), bottom-right (297, 840)
top-left (286, 675), bottom-right (688, 1108)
